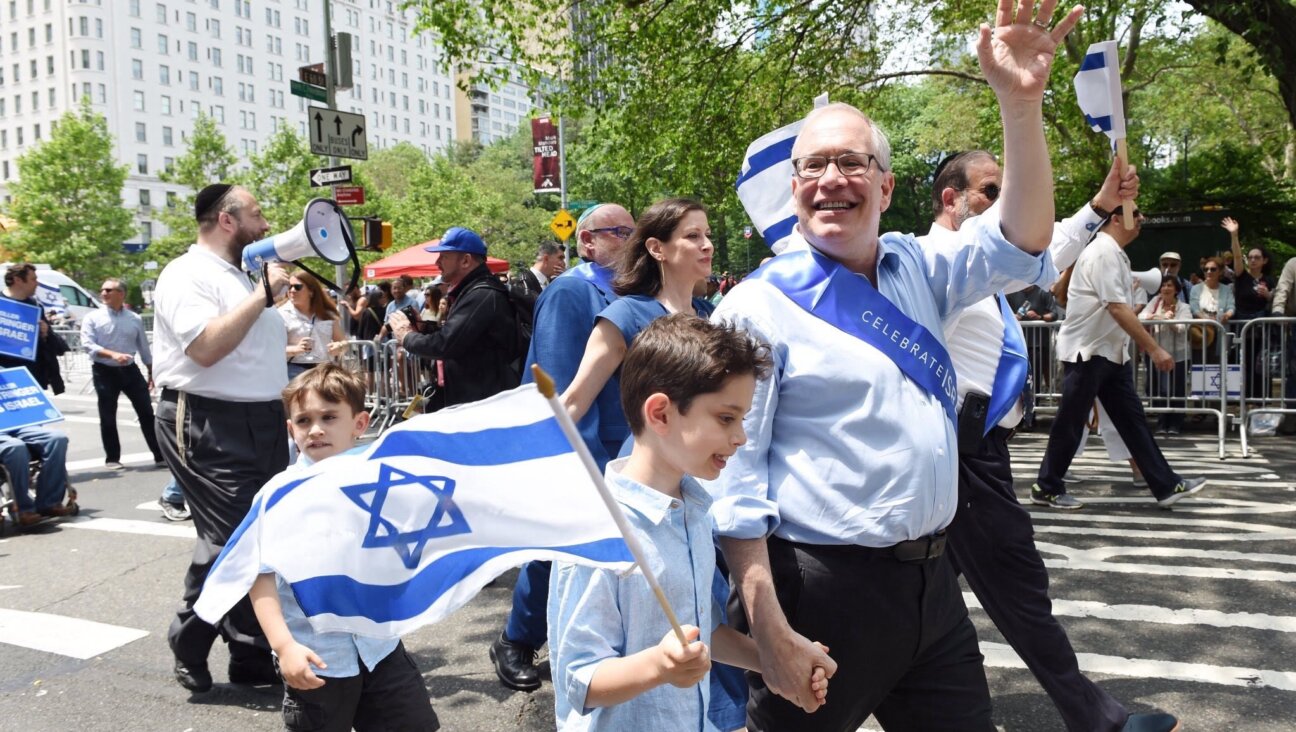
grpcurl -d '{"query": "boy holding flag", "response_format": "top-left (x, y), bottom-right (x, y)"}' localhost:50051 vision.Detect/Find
top-left (248, 365), bottom-right (440, 731)
top-left (548, 314), bottom-right (828, 730)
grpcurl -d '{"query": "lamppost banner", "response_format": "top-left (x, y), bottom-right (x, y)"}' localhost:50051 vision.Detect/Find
top-left (532, 117), bottom-right (561, 194)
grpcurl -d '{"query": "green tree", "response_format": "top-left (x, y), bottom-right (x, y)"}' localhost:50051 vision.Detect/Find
top-left (237, 125), bottom-right (324, 232)
top-left (153, 112), bottom-right (239, 264)
top-left (3, 98), bottom-right (135, 282)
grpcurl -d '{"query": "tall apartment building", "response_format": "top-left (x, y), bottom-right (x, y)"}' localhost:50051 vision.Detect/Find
top-left (453, 68), bottom-right (541, 147)
top-left (0, 0), bottom-right (461, 246)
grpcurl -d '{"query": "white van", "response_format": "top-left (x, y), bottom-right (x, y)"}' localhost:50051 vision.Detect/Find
top-left (0, 264), bottom-right (101, 325)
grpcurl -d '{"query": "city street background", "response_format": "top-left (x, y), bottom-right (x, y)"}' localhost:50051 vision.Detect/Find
top-left (1, 371), bottom-right (1294, 731)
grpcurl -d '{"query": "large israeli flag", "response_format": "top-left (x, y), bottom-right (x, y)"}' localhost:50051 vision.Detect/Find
top-left (194, 384), bottom-right (634, 638)
top-left (735, 95), bottom-right (829, 255)
top-left (1073, 40), bottom-right (1126, 143)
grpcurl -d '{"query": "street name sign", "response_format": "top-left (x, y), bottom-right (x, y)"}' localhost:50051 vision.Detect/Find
top-left (290, 79), bottom-right (327, 103)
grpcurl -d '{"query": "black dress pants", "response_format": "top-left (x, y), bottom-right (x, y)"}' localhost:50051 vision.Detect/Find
top-left (279, 642), bottom-right (439, 732)
top-left (948, 426), bottom-right (1128, 731)
top-left (156, 390), bottom-right (288, 669)
top-left (1037, 356), bottom-right (1180, 499)
top-left (733, 537), bottom-right (993, 732)
top-left (91, 362), bottom-right (161, 462)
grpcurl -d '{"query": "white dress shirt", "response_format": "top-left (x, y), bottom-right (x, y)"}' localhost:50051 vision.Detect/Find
top-left (152, 245), bottom-right (288, 401)
top-left (925, 203), bottom-right (1102, 427)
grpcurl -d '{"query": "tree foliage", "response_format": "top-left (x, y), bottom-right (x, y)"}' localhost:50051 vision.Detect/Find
top-left (153, 112), bottom-right (239, 263)
top-left (1, 99), bottom-right (136, 282)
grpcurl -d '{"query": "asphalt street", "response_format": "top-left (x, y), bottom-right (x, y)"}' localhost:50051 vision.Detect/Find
top-left (1, 376), bottom-right (1293, 731)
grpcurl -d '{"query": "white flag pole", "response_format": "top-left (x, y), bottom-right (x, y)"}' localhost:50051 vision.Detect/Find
top-left (531, 365), bottom-right (689, 646)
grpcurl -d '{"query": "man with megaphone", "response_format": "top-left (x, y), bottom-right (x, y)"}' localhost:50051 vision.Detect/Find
top-left (152, 183), bottom-right (293, 693)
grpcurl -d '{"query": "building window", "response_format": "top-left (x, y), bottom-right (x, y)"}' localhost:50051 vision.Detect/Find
top-left (135, 123), bottom-right (147, 142)
top-left (159, 64), bottom-right (170, 85)
top-left (130, 27), bottom-right (142, 48)
top-left (129, 0), bottom-right (139, 17)
top-left (162, 126), bottom-right (172, 145)
top-left (157, 34), bottom-right (168, 55)
top-left (139, 188), bottom-right (151, 207)
top-left (160, 95), bottom-right (171, 114)
top-left (133, 90), bottom-right (145, 111)
top-left (131, 59), bottom-right (143, 80)
top-left (137, 154), bottom-right (148, 174)
top-left (211, 76), bottom-right (222, 95)
top-left (187, 41), bottom-right (197, 61)
top-left (140, 221), bottom-right (153, 243)
top-left (211, 48), bottom-right (221, 67)
top-left (188, 71), bottom-right (198, 90)
top-left (185, 12), bottom-right (195, 31)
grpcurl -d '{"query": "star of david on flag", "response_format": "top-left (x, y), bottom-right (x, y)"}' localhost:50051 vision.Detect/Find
top-left (194, 384), bottom-right (635, 638)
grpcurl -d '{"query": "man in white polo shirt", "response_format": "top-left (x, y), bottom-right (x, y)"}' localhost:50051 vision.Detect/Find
top-left (1033, 208), bottom-right (1207, 510)
top-left (152, 183), bottom-right (290, 693)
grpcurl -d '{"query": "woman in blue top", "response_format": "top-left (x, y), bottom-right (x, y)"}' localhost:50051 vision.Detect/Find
top-left (563, 197), bottom-right (717, 423)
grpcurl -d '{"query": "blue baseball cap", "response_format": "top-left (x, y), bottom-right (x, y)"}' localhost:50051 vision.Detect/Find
top-left (425, 226), bottom-right (487, 256)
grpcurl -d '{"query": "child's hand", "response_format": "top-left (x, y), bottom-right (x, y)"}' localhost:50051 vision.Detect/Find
top-left (810, 642), bottom-right (832, 704)
top-left (278, 641), bottom-right (327, 690)
top-left (655, 625), bottom-right (711, 688)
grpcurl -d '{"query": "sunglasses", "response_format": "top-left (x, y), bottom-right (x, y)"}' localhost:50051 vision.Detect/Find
top-left (288, 283), bottom-right (306, 291)
top-left (1203, 267), bottom-right (1219, 273)
top-left (976, 183), bottom-right (1000, 201)
top-left (590, 225), bottom-right (634, 240)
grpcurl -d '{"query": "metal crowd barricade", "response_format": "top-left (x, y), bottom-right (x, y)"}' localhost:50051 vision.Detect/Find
top-left (334, 339), bottom-right (382, 434)
top-left (1133, 318), bottom-right (1229, 459)
top-left (371, 339), bottom-right (437, 432)
top-left (1019, 318), bottom-right (1230, 459)
top-left (52, 328), bottom-right (91, 381)
top-left (1238, 316), bottom-right (1296, 457)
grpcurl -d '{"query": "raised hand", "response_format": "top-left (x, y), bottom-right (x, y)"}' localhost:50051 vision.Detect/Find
top-left (977, 0), bottom-right (1085, 104)
top-left (1221, 217), bottom-right (1239, 235)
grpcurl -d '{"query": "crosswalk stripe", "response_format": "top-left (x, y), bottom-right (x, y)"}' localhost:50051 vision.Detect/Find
top-left (981, 641), bottom-right (1296, 691)
top-left (66, 452), bottom-right (158, 473)
top-left (964, 593), bottom-right (1296, 632)
top-left (62, 516), bottom-right (195, 539)
top-left (0, 608), bottom-right (149, 659)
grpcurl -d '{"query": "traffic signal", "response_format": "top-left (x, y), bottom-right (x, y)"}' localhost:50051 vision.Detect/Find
top-left (361, 217), bottom-right (393, 251)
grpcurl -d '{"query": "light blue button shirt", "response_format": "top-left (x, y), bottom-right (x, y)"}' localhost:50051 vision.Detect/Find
top-left (80, 305), bottom-right (152, 368)
top-left (707, 208), bottom-right (1054, 546)
top-left (262, 448), bottom-right (399, 677)
top-left (549, 460), bottom-right (722, 731)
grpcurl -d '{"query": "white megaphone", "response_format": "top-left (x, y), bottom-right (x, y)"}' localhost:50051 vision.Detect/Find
top-left (1134, 267), bottom-right (1162, 296)
top-left (242, 198), bottom-right (355, 273)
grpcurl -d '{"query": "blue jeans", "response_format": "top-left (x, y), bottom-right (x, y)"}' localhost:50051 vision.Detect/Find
top-left (161, 477), bottom-right (184, 505)
top-left (1, 426), bottom-right (69, 513)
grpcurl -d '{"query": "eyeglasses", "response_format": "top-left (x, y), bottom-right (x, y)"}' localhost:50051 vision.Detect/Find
top-left (972, 183), bottom-right (1000, 201)
top-left (590, 226), bottom-right (634, 240)
top-left (288, 283), bottom-right (305, 291)
top-left (1246, 254), bottom-right (1265, 260)
top-left (1203, 267), bottom-right (1220, 273)
top-left (792, 153), bottom-right (885, 179)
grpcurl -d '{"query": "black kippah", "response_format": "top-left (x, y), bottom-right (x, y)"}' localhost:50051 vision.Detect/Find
top-left (194, 183), bottom-right (233, 221)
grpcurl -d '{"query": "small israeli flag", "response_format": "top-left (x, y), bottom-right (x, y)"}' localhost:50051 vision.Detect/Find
top-left (194, 384), bottom-right (634, 638)
top-left (735, 95), bottom-right (829, 255)
top-left (1073, 40), bottom-right (1126, 143)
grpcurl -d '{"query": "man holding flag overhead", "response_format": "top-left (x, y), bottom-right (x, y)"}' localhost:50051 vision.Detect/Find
top-left (925, 152), bottom-right (1184, 732)
top-left (710, 2), bottom-right (1082, 729)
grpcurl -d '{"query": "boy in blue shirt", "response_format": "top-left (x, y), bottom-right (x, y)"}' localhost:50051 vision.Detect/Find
top-left (549, 314), bottom-right (829, 730)
top-left (248, 365), bottom-right (439, 731)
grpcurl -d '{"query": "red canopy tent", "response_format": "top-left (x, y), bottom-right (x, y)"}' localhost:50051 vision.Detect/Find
top-left (363, 240), bottom-right (511, 280)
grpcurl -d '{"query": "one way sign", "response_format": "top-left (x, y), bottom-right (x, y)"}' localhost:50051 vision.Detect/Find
top-left (309, 165), bottom-right (353, 187)
top-left (308, 106), bottom-right (368, 160)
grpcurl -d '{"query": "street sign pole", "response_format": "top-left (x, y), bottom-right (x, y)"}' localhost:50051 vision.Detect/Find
top-left (322, 1), bottom-right (347, 301)
top-left (558, 115), bottom-right (568, 211)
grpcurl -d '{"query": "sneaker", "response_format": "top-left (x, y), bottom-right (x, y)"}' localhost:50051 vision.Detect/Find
top-left (1132, 474), bottom-right (1148, 488)
top-left (158, 499), bottom-right (191, 522)
top-left (1031, 484), bottom-right (1084, 509)
top-left (105, 461), bottom-right (125, 471)
top-left (1062, 470), bottom-right (1083, 483)
top-left (1157, 477), bottom-right (1207, 508)
top-left (1122, 712), bottom-right (1181, 732)
top-left (1166, 425), bottom-right (1181, 436)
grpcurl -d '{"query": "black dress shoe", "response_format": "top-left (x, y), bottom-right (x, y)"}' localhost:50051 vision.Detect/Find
top-left (228, 656), bottom-right (280, 686)
top-left (489, 632), bottom-right (541, 692)
top-left (174, 658), bottom-right (213, 693)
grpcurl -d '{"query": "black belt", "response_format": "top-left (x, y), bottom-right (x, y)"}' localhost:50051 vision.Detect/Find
top-left (775, 533), bottom-right (947, 564)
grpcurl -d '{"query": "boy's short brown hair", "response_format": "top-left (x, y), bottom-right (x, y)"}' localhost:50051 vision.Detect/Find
top-left (620, 313), bottom-right (772, 435)
top-left (281, 364), bottom-right (367, 416)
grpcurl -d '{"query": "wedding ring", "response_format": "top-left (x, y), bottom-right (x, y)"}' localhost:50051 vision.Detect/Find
top-left (1032, 19), bottom-right (1050, 30)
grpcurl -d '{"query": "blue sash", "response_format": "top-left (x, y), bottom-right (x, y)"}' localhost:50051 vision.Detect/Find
top-left (748, 249), bottom-right (958, 424)
top-left (986, 294), bottom-right (1029, 434)
top-left (565, 261), bottom-right (617, 303)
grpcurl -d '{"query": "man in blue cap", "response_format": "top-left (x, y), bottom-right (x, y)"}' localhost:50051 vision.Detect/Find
top-left (389, 227), bottom-right (523, 407)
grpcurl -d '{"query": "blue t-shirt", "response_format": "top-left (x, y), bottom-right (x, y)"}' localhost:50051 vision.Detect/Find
top-left (597, 294), bottom-right (716, 348)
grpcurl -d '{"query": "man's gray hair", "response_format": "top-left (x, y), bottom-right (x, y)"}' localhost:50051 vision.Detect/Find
top-left (536, 241), bottom-right (563, 259)
top-left (794, 102), bottom-right (892, 172)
